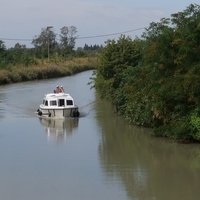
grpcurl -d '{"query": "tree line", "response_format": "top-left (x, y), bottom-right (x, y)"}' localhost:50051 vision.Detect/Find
top-left (94, 4), bottom-right (200, 142)
top-left (0, 26), bottom-right (102, 68)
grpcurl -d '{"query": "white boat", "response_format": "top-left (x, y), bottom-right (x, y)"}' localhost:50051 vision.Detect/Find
top-left (37, 93), bottom-right (79, 118)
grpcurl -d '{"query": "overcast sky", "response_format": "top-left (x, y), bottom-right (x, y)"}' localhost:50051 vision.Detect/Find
top-left (0, 0), bottom-right (196, 48)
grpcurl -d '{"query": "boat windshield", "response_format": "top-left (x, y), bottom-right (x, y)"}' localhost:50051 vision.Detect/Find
top-left (58, 99), bottom-right (65, 107)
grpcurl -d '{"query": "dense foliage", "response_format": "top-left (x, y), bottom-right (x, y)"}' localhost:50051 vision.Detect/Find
top-left (94, 4), bottom-right (200, 142)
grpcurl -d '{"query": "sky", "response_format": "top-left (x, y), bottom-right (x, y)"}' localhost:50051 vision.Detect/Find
top-left (0, 0), bottom-right (196, 49)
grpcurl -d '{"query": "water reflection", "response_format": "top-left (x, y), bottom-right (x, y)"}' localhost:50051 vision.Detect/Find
top-left (0, 92), bottom-right (6, 120)
top-left (0, 92), bottom-right (6, 102)
top-left (39, 117), bottom-right (79, 141)
top-left (95, 95), bottom-right (200, 200)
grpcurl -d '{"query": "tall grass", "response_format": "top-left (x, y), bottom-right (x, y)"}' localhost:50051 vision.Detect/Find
top-left (0, 57), bottom-right (97, 85)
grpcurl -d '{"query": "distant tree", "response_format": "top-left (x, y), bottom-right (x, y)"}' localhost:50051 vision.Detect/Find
top-left (13, 43), bottom-right (26, 49)
top-left (75, 47), bottom-right (86, 57)
top-left (59, 26), bottom-right (78, 55)
top-left (83, 44), bottom-right (89, 51)
top-left (32, 27), bottom-right (57, 58)
top-left (0, 40), bottom-right (6, 54)
top-left (0, 40), bottom-right (7, 68)
top-left (83, 44), bottom-right (103, 51)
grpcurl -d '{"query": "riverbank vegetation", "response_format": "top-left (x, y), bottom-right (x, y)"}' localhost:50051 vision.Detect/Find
top-left (0, 26), bottom-right (100, 84)
top-left (0, 57), bottom-right (97, 84)
top-left (94, 4), bottom-right (200, 143)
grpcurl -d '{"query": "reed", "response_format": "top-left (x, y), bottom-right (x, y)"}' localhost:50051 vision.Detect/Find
top-left (0, 57), bottom-right (97, 85)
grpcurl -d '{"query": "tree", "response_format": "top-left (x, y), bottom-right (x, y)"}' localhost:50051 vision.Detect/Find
top-left (95, 35), bottom-right (142, 111)
top-left (14, 43), bottom-right (26, 49)
top-left (83, 44), bottom-right (103, 51)
top-left (0, 40), bottom-right (7, 68)
top-left (32, 27), bottom-right (57, 58)
top-left (0, 40), bottom-right (6, 54)
top-left (136, 3), bottom-right (200, 141)
top-left (59, 26), bottom-right (78, 54)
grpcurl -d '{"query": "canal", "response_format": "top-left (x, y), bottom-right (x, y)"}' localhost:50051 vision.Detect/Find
top-left (0, 70), bottom-right (200, 200)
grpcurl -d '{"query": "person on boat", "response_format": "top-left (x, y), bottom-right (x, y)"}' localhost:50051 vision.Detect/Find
top-left (55, 86), bottom-right (60, 93)
top-left (60, 86), bottom-right (65, 93)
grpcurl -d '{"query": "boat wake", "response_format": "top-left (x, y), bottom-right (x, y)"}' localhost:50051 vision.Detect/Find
top-left (78, 100), bottom-right (96, 117)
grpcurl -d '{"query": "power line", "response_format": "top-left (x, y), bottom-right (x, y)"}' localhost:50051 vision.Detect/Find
top-left (0, 27), bottom-right (146, 42)
top-left (0, 38), bottom-right (32, 41)
top-left (76, 27), bottom-right (146, 39)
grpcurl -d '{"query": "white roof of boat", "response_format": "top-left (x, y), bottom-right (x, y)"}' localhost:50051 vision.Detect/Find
top-left (44, 93), bottom-right (73, 99)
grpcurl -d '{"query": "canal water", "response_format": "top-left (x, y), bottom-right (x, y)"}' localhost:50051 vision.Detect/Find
top-left (0, 70), bottom-right (200, 200)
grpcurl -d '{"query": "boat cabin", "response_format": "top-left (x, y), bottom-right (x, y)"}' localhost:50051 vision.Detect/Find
top-left (37, 92), bottom-right (79, 118)
top-left (43, 93), bottom-right (75, 108)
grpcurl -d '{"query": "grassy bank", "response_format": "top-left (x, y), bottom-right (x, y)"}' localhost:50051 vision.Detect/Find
top-left (0, 57), bottom-right (97, 85)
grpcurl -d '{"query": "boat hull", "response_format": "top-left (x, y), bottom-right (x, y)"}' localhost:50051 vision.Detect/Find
top-left (37, 106), bottom-right (79, 118)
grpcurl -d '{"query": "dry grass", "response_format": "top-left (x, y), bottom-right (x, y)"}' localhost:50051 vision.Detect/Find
top-left (0, 57), bottom-right (98, 85)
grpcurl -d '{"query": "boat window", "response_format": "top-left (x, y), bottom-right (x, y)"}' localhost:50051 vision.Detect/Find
top-left (50, 100), bottom-right (57, 106)
top-left (58, 99), bottom-right (65, 107)
top-left (45, 100), bottom-right (48, 106)
top-left (66, 100), bottom-right (73, 105)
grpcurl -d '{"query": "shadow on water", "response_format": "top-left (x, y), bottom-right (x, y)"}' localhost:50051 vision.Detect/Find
top-left (39, 117), bottom-right (79, 141)
top-left (94, 94), bottom-right (200, 200)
